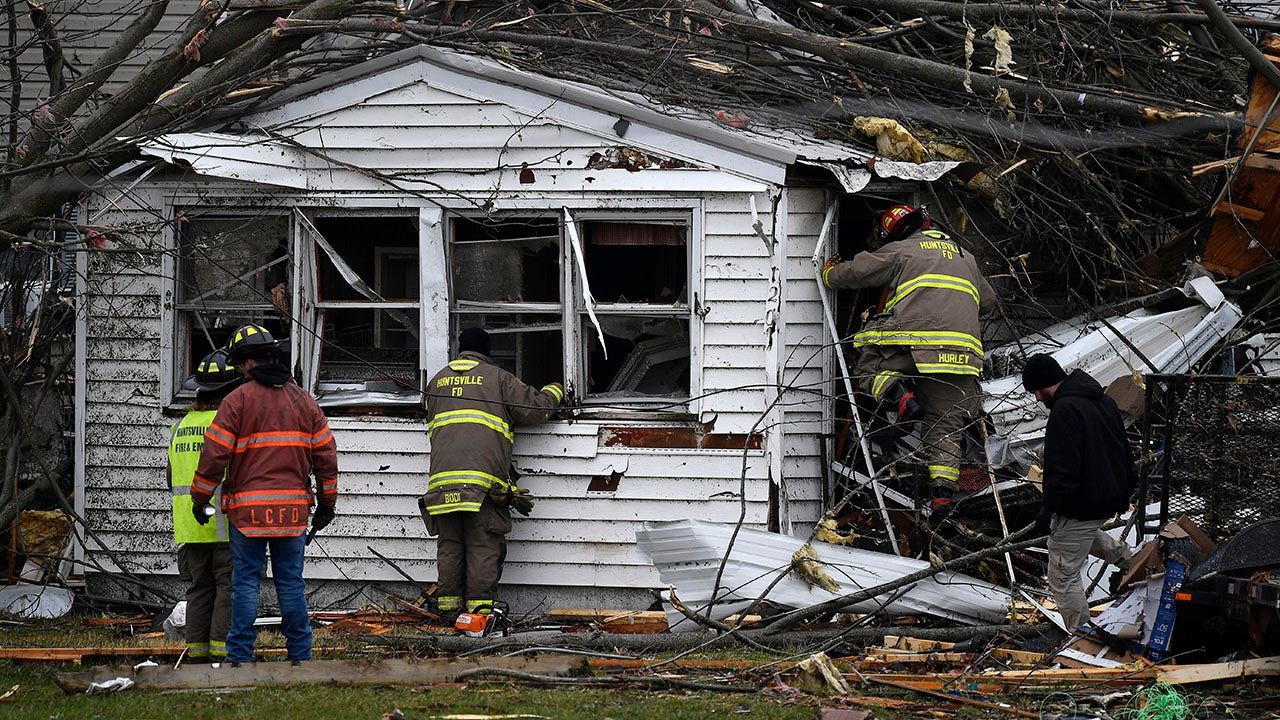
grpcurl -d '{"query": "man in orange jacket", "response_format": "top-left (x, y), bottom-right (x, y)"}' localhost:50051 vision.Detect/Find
top-left (190, 324), bottom-right (339, 665)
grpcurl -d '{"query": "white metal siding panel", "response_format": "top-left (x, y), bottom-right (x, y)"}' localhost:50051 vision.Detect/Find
top-left (779, 189), bottom-right (830, 525)
top-left (699, 193), bottom-right (773, 434)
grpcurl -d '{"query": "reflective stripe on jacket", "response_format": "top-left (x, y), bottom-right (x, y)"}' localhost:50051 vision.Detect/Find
top-left (191, 375), bottom-right (339, 538)
top-left (825, 229), bottom-right (996, 375)
top-left (423, 352), bottom-right (562, 515)
top-left (169, 409), bottom-right (228, 544)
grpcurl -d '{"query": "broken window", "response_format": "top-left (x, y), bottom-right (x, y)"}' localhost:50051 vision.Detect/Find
top-left (449, 216), bottom-right (565, 388)
top-left (304, 215), bottom-right (422, 406)
top-left (576, 219), bottom-right (691, 400)
top-left (448, 213), bottom-right (694, 405)
top-left (174, 214), bottom-right (289, 391)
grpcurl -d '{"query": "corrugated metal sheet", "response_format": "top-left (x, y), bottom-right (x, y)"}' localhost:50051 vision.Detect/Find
top-left (636, 519), bottom-right (1011, 630)
top-left (984, 277), bottom-right (1243, 466)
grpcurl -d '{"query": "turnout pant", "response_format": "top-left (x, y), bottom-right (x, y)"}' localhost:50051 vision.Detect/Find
top-left (177, 542), bottom-right (232, 661)
top-left (227, 526), bottom-right (312, 663)
top-left (434, 499), bottom-right (511, 614)
top-left (1047, 515), bottom-right (1133, 631)
top-left (857, 345), bottom-right (981, 494)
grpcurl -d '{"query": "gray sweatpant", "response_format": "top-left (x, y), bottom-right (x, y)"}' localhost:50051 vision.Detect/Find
top-left (1047, 516), bottom-right (1132, 631)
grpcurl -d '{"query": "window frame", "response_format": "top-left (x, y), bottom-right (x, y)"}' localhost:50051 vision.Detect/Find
top-left (168, 209), bottom-right (292, 403)
top-left (444, 203), bottom-right (703, 415)
top-left (163, 196), bottom-right (704, 418)
top-left (293, 208), bottom-right (425, 406)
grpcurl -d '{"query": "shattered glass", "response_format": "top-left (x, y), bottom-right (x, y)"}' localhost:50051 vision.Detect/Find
top-left (451, 216), bottom-right (561, 303)
top-left (179, 215), bottom-right (288, 306)
top-left (585, 316), bottom-right (690, 397)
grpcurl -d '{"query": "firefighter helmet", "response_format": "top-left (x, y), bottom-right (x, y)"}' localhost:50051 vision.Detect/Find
top-left (182, 348), bottom-right (242, 395)
top-left (876, 204), bottom-right (931, 244)
top-left (225, 323), bottom-right (282, 364)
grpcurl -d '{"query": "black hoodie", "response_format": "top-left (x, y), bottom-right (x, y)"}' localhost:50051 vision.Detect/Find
top-left (249, 362), bottom-right (293, 388)
top-left (1042, 369), bottom-right (1138, 521)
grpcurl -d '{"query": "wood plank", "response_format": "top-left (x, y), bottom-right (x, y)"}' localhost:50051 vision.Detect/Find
top-left (1157, 656), bottom-right (1280, 686)
top-left (882, 635), bottom-right (954, 652)
top-left (55, 656), bottom-right (587, 693)
top-left (545, 609), bottom-right (669, 623)
top-left (1212, 201), bottom-right (1266, 222)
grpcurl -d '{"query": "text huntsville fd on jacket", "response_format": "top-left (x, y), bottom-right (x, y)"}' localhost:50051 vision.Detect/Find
top-left (423, 352), bottom-right (563, 514)
top-left (824, 228), bottom-right (997, 375)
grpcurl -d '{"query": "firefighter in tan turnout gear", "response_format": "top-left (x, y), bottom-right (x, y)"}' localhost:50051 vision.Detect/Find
top-left (422, 327), bottom-right (564, 620)
top-left (823, 204), bottom-right (997, 519)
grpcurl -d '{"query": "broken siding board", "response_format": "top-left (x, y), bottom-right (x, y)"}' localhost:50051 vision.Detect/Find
top-left (85, 382), bottom-right (161, 405)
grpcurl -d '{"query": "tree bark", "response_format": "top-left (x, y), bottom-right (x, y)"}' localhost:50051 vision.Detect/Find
top-left (821, 0), bottom-right (1280, 34)
top-left (683, 0), bottom-right (1213, 125)
top-left (16, 0), bottom-right (172, 171)
top-left (26, 0), bottom-right (66, 97)
top-left (1191, 0), bottom-right (1280, 90)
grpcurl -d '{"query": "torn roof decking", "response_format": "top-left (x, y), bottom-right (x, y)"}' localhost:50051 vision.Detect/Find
top-left (1203, 36), bottom-right (1280, 277)
top-left (137, 45), bottom-right (960, 194)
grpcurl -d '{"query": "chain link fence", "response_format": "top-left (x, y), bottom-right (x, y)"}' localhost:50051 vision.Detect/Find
top-left (1141, 374), bottom-right (1280, 542)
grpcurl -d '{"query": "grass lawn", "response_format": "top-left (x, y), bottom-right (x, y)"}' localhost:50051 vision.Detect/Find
top-left (0, 661), bottom-right (833, 720)
top-left (0, 615), bottom-right (860, 720)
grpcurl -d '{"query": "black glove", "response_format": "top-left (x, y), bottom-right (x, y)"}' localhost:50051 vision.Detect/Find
top-left (511, 488), bottom-right (535, 517)
top-left (1034, 505), bottom-right (1053, 536)
top-left (192, 501), bottom-right (213, 526)
top-left (311, 503), bottom-right (336, 533)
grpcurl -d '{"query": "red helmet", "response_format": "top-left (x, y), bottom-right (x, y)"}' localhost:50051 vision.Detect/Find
top-left (877, 204), bottom-right (931, 243)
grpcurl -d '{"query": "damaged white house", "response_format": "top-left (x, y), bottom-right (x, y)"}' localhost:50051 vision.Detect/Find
top-left (77, 46), bottom-right (972, 606)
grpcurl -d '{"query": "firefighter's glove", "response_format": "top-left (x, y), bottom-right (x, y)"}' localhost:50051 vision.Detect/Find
top-left (192, 501), bottom-right (213, 526)
top-left (311, 503), bottom-right (336, 533)
top-left (821, 255), bottom-right (842, 288)
top-left (511, 487), bottom-right (535, 517)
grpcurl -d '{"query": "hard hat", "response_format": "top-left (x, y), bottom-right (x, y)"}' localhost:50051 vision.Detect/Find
top-left (225, 323), bottom-right (283, 364)
top-left (182, 348), bottom-right (242, 394)
top-left (876, 204), bottom-right (931, 244)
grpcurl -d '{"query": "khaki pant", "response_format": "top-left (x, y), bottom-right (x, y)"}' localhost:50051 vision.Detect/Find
top-left (433, 499), bottom-right (512, 614)
top-left (856, 346), bottom-right (981, 493)
top-left (1047, 516), bottom-right (1133, 631)
top-left (177, 542), bottom-right (232, 660)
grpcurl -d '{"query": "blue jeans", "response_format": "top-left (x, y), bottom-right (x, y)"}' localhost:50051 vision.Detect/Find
top-left (227, 525), bottom-right (312, 662)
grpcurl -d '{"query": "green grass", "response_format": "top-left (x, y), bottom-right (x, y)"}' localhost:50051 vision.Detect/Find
top-left (0, 661), bottom-right (828, 720)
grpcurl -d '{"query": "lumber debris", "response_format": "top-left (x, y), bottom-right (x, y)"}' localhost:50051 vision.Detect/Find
top-left (54, 656), bottom-right (588, 694)
top-left (544, 608), bottom-right (670, 634)
top-left (1157, 656), bottom-right (1280, 685)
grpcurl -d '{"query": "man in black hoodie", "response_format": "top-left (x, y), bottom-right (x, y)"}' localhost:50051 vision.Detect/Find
top-left (1022, 354), bottom-right (1135, 631)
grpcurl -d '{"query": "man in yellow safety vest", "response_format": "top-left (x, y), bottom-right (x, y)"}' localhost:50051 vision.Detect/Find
top-left (167, 349), bottom-right (242, 662)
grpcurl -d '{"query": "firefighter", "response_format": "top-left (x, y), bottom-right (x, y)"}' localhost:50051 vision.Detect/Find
top-left (422, 327), bottom-right (563, 621)
top-left (823, 204), bottom-right (997, 519)
top-left (168, 349), bottom-right (241, 663)
top-left (190, 324), bottom-right (339, 665)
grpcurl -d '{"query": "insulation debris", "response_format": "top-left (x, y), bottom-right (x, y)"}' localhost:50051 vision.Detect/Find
top-left (791, 544), bottom-right (840, 593)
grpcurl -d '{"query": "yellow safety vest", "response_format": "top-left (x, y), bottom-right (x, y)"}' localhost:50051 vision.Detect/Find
top-left (169, 410), bottom-right (228, 544)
